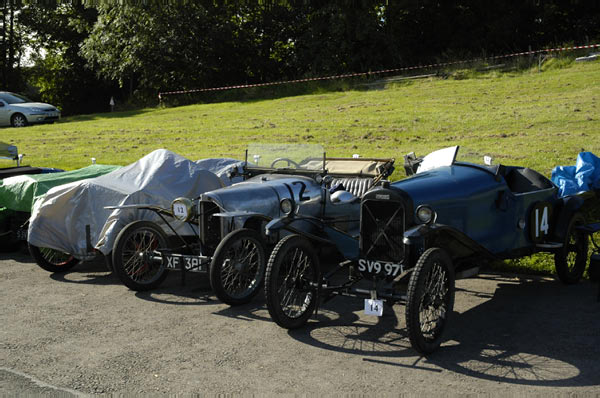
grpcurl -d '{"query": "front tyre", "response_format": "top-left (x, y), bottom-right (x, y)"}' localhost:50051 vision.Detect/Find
top-left (265, 234), bottom-right (320, 329)
top-left (210, 228), bottom-right (266, 306)
top-left (11, 113), bottom-right (28, 127)
top-left (406, 247), bottom-right (455, 355)
top-left (112, 221), bottom-right (169, 291)
top-left (28, 244), bottom-right (80, 273)
top-left (554, 214), bottom-right (588, 284)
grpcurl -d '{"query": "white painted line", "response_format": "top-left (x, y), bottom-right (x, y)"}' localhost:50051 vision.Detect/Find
top-left (0, 367), bottom-right (89, 397)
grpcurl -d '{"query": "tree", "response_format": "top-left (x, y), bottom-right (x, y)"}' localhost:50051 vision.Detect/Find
top-left (0, 0), bottom-right (27, 92)
top-left (19, 3), bottom-right (116, 115)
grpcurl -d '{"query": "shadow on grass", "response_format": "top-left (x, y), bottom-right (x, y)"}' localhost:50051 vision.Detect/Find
top-left (64, 108), bottom-right (156, 123)
top-left (159, 74), bottom-right (396, 108)
top-left (160, 54), bottom-right (584, 109)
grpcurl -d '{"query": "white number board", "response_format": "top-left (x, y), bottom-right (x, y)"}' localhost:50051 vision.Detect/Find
top-left (530, 202), bottom-right (552, 242)
top-left (173, 204), bottom-right (188, 219)
top-left (364, 299), bottom-right (383, 316)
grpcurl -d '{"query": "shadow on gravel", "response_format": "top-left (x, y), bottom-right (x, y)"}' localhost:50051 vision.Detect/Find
top-left (211, 294), bottom-right (272, 323)
top-left (133, 272), bottom-right (218, 306)
top-left (0, 248), bottom-right (34, 262)
top-left (288, 297), bottom-right (418, 360)
top-left (431, 277), bottom-right (600, 387)
top-left (49, 257), bottom-right (116, 286)
top-left (286, 275), bottom-right (600, 387)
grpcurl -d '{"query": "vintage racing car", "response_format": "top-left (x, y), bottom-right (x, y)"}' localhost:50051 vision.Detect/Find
top-left (110, 144), bottom-right (395, 306)
top-left (263, 146), bottom-right (599, 354)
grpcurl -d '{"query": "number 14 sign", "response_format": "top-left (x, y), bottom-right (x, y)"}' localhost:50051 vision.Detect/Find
top-left (530, 202), bottom-right (552, 242)
top-left (364, 299), bottom-right (383, 316)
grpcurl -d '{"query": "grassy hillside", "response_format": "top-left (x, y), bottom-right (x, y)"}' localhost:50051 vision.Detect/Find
top-left (2, 58), bottom-right (599, 276)
top-left (2, 58), bottom-right (599, 181)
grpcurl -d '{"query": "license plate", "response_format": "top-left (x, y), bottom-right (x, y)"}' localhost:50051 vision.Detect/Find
top-left (164, 254), bottom-right (207, 273)
top-left (357, 258), bottom-right (403, 277)
top-left (16, 228), bottom-right (27, 241)
top-left (364, 299), bottom-right (383, 316)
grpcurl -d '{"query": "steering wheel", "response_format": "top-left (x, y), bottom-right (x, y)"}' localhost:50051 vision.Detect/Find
top-left (270, 158), bottom-right (300, 169)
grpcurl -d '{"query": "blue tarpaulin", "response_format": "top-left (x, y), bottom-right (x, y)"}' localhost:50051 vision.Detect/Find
top-left (552, 152), bottom-right (600, 197)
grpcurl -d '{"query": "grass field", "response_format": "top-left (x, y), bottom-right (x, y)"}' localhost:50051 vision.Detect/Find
top-left (2, 58), bottom-right (599, 275)
top-left (2, 58), bottom-right (599, 178)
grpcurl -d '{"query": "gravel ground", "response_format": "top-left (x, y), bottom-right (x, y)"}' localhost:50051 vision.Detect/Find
top-left (1, 249), bottom-right (599, 395)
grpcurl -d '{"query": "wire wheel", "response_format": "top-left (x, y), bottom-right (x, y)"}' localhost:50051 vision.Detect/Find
top-left (265, 234), bottom-right (320, 329)
top-left (28, 244), bottom-right (80, 273)
top-left (210, 229), bottom-right (266, 305)
top-left (554, 214), bottom-right (588, 284)
top-left (112, 221), bottom-right (169, 291)
top-left (406, 247), bottom-right (455, 355)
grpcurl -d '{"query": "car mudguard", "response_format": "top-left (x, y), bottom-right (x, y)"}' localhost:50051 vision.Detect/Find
top-left (552, 194), bottom-right (588, 242)
top-left (403, 223), bottom-right (496, 263)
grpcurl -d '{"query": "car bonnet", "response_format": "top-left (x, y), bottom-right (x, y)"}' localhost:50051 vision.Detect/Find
top-left (201, 174), bottom-right (322, 217)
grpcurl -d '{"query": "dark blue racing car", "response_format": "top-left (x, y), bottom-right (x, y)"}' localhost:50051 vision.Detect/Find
top-left (264, 146), bottom-right (598, 354)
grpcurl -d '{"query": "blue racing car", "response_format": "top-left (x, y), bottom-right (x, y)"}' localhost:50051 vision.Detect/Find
top-left (264, 146), bottom-right (598, 354)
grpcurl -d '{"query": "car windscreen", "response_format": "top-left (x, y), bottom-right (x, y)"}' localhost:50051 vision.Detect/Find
top-left (0, 92), bottom-right (31, 104)
top-left (246, 143), bottom-right (325, 171)
top-left (417, 146), bottom-right (494, 173)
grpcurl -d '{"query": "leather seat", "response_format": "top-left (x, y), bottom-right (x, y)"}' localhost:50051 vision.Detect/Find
top-left (330, 177), bottom-right (374, 197)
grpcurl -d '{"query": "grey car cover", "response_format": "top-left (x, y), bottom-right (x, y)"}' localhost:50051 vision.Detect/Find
top-left (28, 149), bottom-right (234, 258)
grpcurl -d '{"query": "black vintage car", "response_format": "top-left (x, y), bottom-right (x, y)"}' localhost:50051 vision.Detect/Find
top-left (109, 144), bottom-right (394, 306)
top-left (263, 146), bottom-right (599, 354)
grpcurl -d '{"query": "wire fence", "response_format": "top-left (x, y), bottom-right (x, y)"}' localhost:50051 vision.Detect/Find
top-left (158, 43), bottom-right (600, 106)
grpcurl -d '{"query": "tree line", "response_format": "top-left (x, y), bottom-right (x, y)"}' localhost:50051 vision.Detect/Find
top-left (1, 0), bottom-right (598, 115)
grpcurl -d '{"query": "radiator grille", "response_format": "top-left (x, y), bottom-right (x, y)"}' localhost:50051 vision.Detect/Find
top-left (199, 200), bottom-right (221, 250)
top-left (360, 199), bottom-right (405, 263)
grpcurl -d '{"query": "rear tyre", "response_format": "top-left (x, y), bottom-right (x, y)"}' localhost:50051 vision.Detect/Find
top-left (210, 228), bottom-right (266, 306)
top-left (554, 214), bottom-right (588, 284)
top-left (112, 221), bottom-right (169, 291)
top-left (406, 247), bottom-right (455, 355)
top-left (28, 244), bottom-right (80, 273)
top-left (11, 113), bottom-right (27, 127)
top-left (265, 234), bottom-right (320, 329)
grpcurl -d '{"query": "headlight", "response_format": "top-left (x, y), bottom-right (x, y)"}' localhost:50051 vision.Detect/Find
top-left (29, 107), bottom-right (44, 112)
top-left (280, 198), bottom-right (293, 215)
top-left (416, 205), bottom-right (435, 224)
top-left (171, 197), bottom-right (193, 221)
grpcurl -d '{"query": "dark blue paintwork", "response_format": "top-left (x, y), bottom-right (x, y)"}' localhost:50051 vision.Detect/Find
top-left (266, 159), bottom-right (568, 261)
top-left (389, 163), bottom-right (558, 255)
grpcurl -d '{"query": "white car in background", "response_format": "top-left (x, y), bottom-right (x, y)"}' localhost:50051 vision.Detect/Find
top-left (0, 91), bottom-right (60, 127)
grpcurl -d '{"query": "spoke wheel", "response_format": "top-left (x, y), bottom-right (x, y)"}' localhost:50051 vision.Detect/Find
top-left (112, 221), bottom-right (169, 291)
top-left (28, 244), bottom-right (80, 273)
top-left (406, 247), bottom-right (455, 355)
top-left (210, 228), bottom-right (266, 305)
top-left (265, 234), bottom-right (320, 329)
top-left (554, 214), bottom-right (588, 284)
top-left (11, 113), bottom-right (27, 127)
